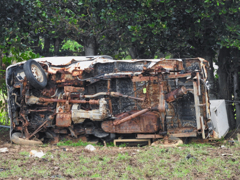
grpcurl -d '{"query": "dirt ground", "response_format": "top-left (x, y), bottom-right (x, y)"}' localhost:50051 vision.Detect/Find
top-left (0, 128), bottom-right (10, 145)
top-left (1, 129), bottom-right (240, 179)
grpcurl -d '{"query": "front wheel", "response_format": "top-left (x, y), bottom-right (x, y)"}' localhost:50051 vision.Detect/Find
top-left (23, 59), bottom-right (47, 89)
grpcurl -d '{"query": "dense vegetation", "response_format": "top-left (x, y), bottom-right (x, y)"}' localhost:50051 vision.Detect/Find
top-left (1, 0), bottom-right (240, 128)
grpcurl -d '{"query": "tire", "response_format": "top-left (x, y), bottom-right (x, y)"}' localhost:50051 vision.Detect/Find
top-left (23, 59), bottom-right (47, 89)
top-left (11, 132), bottom-right (43, 146)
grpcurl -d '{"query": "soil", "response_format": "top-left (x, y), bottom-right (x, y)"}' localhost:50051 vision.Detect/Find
top-left (0, 128), bottom-right (10, 145)
top-left (225, 127), bottom-right (240, 140)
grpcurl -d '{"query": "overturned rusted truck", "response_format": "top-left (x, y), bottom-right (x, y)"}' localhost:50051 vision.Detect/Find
top-left (5, 56), bottom-right (220, 145)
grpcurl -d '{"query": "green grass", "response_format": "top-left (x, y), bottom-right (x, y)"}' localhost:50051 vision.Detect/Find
top-left (106, 141), bottom-right (127, 147)
top-left (117, 153), bottom-right (131, 161)
top-left (57, 139), bottom-right (95, 147)
top-left (1, 142), bottom-right (240, 179)
top-left (57, 139), bottom-right (127, 147)
top-left (180, 142), bottom-right (215, 148)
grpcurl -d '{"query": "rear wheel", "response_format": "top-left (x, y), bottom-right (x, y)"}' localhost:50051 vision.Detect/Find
top-left (23, 59), bottom-right (47, 89)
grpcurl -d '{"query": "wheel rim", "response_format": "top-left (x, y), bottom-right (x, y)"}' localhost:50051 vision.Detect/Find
top-left (31, 64), bottom-right (44, 82)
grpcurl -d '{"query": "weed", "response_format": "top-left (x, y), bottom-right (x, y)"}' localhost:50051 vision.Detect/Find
top-left (107, 141), bottom-right (127, 147)
top-left (106, 142), bottom-right (115, 147)
top-left (118, 143), bottom-right (127, 147)
top-left (19, 151), bottom-right (29, 156)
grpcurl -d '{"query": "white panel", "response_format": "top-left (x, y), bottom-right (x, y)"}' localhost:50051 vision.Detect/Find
top-left (210, 100), bottom-right (229, 138)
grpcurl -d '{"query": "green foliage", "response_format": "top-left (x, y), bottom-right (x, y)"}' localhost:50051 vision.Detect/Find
top-left (2, 50), bottom-right (41, 66)
top-left (0, 47), bottom-right (41, 125)
top-left (61, 40), bottom-right (83, 52)
top-left (0, 111), bottom-right (9, 125)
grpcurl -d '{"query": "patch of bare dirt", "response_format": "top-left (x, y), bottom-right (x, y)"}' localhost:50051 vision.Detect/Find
top-left (0, 128), bottom-right (10, 145)
top-left (225, 127), bottom-right (240, 140)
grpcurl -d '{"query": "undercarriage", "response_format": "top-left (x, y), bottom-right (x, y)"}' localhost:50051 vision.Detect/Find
top-left (5, 56), bottom-right (213, 145)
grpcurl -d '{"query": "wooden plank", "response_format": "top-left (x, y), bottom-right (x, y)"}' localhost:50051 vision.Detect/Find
top-left (137, 132), bottom-right (197, 138)
top-left (114, 139), bottom-right (151, 146)
top-left (193, 81), bottom-right (201, 129)
top-left (136, 134), bottom-right (163, 139)
top-left (200, 116), bottom-right (205, 139)
top-left (197, 72), bottom-right (201, 96)
top-left (169, 132), bottom-right (197, 137)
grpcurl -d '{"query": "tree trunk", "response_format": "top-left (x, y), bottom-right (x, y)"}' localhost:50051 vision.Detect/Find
top-left (129, 47), bottom-right (137, 59)
top-left (0, 50), bottom-right (4, 90)
top-left (54, 38), bottom-right (61, 56)
top-left (233, 69), bottom-right (240, 125)
top-left (217, 47), bottom-right (235, 128)
top-left (83, 37), bottom-right (97, 56)
top-left (129, 45), bottom-right (155, 59)
top-left (42, 37), bottom-right (51, 56)
top-left (32, 36), bottom-right (41, 55)
top-left (232, 49), bottom-right (240, 126)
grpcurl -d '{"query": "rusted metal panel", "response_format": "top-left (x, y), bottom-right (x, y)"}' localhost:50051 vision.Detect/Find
top-left (150, 59), bottom-right (184, 71)
top-left (38, 98), bottom-right (99, 104)
top-left (132, 76), bottom-right (158, 82)
top-left (64, 86), bottom-right (84, 93)
top-left (72, 70), bottom-right (83, 76)
top-left (184, 58), bottom-right (201, 71)
top-left (113, 108), bottom-right (150, 126)
top-left (56, 113), bottom-right (71, 127)
top-left (107, 79), bottom-right (113, 114)
top-left (53, 128), bottom-right (68, 134)
top-left (168, 127), bottom-right (197, 133)
top-left (102, 111), bottom-right (160, 133)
